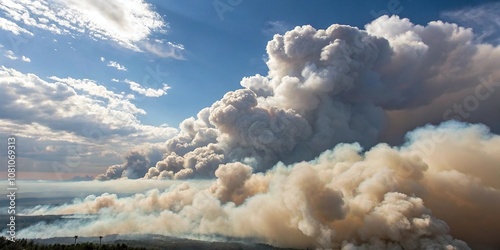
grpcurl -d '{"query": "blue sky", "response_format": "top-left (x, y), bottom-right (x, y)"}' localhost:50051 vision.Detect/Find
top-left (2, 0), bottom-right (497, 126)
top-left (0, 0), bottom-right (499, 179)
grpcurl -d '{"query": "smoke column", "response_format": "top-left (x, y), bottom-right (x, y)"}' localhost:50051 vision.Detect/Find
top-left (30, 15), bottom-right (500, 249)
top-left (114, 15), bottom-right (498, 180)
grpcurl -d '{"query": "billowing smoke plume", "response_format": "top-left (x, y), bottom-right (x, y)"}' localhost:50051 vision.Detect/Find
top-left (96, 146), bottom-right (164, 180)
top-left (132, 15), bottom-right (499, 179)
top-left (78, 15), bottom-right (500, 248)
top-left (19, 122), bottom-right (500, 249)
top-left (143, 22), bottom-right (390, 179)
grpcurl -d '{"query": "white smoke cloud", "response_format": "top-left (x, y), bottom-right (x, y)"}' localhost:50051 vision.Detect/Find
top-left (78, 14), bottom-right (500, 248)
top-left (17, 121), bottom-right (500, 249)
top-left (139, 24), bottom-right (388, 179)
top-left (129, 15), bottom-right (500, 180)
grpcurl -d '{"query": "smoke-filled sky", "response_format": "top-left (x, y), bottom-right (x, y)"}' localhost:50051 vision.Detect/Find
top-left (1, 0), bottom-right (500, 249)
top-left (0, 0), bottom-right (498, 179)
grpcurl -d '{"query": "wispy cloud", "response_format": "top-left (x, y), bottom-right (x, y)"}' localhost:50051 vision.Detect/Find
top-left (262, 21), bottom-right (292, 36)
top-left (441, 2), bottom-right (500, 44)
top-left (143, 41), bottom-right (185, 60)
top-left (0, 0), bottom-right (184, 58)
top-left (0, 16), bottom-right (33, 36)
top-left (21, 55), bottom-right (31, 62)
top-left (107, 60), bottom-right (127, 71)
top-left (124, 79), bottom-right (171, 97)
top-left (3, 49), bottom-right (30, 62)
top-left (4, 50), bottom-right (17, 60)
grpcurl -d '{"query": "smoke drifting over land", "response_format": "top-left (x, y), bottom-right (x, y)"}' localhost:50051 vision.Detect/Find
top-left (18, 15), bottom-right (500, 249)
top-left (19, 122), bottom-right (500, 249)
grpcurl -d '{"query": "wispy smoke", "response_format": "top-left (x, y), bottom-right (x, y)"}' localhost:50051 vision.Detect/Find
top-left (19, 122), bottom-right (500, 249)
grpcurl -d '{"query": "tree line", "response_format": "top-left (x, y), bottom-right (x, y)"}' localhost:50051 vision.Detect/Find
top-left (0, 236), bottom-right (148, 250)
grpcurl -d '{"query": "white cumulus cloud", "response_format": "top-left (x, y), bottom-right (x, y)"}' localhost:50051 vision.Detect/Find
top-left (0, 66), bottom-right (178, 174)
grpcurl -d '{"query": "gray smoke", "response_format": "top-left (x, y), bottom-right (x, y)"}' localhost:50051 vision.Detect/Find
top-left (144, 23), bottom-right (390, 179)
top-left (138, 15), bottom-right (500, 179)
top-left (96, 146), bottom-right (163, 180)
top-left (83, 15), bottom-right (500, 248)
